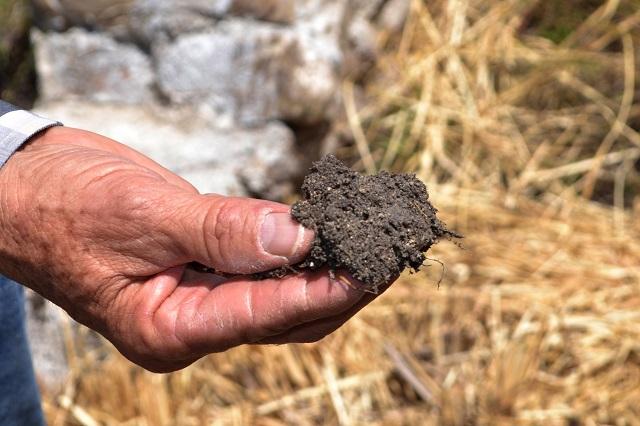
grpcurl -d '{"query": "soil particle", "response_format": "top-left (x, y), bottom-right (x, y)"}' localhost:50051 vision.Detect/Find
top-left (282, 155), bottom-right (458, 292)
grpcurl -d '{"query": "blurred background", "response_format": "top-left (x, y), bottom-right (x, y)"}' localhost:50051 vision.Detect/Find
top-left (2, 0), bottom-right (640, 424)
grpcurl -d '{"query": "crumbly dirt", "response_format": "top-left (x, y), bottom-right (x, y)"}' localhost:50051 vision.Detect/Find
top-left (265, 155), bottom-right (459, 292)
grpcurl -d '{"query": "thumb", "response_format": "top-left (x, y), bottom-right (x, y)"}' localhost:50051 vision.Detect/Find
top-left (168, 194), bottom-right (315, 274)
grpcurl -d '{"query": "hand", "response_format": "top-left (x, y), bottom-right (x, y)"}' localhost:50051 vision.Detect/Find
top-left (0, 127), bottom-right (392, 372)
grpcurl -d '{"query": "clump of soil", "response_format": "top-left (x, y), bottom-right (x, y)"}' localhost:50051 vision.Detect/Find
top-left (287, 155), bottom-right (458, 292)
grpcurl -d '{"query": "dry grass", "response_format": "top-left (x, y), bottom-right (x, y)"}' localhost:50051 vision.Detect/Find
top-left (42, 0), bottom-right (640, 425)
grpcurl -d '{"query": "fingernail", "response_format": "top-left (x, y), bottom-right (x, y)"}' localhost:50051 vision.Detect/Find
top-left (261, 212), bottom-right (307, 258)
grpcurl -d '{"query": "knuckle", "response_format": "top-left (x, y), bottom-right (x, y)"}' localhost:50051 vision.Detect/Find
top-left (205, 197), bottom-right (257, 272)
top-left (200, 201), bottom-right (224, 267)
top-left (241, 284), bottom-right (290, 343)
top-left (289, 276), bottom-right (316, 324)
top-left (212, 199), bottom-right (235, 251)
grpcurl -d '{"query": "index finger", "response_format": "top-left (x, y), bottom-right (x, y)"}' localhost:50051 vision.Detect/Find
top-left (165, 270), bottom-right (365, 354)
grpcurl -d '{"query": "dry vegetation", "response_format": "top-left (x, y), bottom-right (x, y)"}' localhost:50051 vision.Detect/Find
top-left (43, 0), bottom-right (640, 424)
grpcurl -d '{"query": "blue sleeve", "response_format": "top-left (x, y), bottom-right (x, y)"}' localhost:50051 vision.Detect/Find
top-left (0, 100), bottom-right (62, 168)
top-left (0, 100), bottom-right (17, 116)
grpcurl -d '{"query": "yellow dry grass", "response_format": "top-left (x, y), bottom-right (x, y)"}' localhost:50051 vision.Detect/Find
top-left (42, 0), bottom-right (640, 424)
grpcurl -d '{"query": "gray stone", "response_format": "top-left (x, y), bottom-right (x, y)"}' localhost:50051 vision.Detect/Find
top-left (154, 20), bottom-right (340, 125)
top-left (294, 0), bottom-right (378, 80)
top-left (33, 0), bottom-right (296, 41)
top-left (130, 0), bottom-right (296, 42)
top-left (31, 0), bottom-right (394, 126)
top-left (377, 0), bottom-right (411, 33)
top-left (127, 0), bottom-right (228, 43)
top-left (32, 0), bottom-right (134, 35)
top-left (347, 0), bottom-right (388, 21)
top-left (32, 29), bottom-right (154, 104)
top-left (35, 101), bottom-right (299, 199)
top-left (231, 0), bottom-right (296, 23)
top-left (343, 15), bottom-right (379, 78)
top-left (25, 290), bottom-right (68, 392)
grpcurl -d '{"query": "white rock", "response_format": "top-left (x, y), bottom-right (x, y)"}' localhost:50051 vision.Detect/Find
top-left (154, 20), bottom-right (340, 125)
top-left (32, 29), bottom-right (155, 104)
top-left (33, 0), bottom-right (296, 37)
top-left (377, 0), bottom-right (411, 33)
top-left (25, 291), bottom-right (68, 392)
top-left (130, 0), bottom-right (297, 42)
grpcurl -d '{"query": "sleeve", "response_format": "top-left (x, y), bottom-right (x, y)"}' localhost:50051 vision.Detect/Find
top-left (0, 100), bottom-right (62, 168)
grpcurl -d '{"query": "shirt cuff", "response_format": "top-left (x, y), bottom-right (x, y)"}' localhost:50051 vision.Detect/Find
top-left (0, 110), bottom-right (62, 168)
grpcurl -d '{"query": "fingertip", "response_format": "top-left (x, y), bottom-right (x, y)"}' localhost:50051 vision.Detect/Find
top-left (301, 269), bottom-right (365, 315)
top-left (194, 197), bottom-right (315, 274)
top-left (330, 271), bottom-right (365, 293)
top-left (259, 211), bottom-right (315, 262)
top-left (291, 223), bottom-right (315, 263)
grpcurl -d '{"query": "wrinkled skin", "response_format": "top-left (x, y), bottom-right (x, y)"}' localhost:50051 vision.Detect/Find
top-left (0, 127), bottom-right (393, 372)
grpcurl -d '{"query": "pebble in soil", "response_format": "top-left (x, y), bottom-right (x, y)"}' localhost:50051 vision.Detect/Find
top-left (271, 155), bottom-right (459, 293)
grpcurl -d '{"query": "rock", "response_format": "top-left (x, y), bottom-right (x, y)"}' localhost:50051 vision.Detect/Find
top-left (130, 0), bottom-right (296, 43)
top-left (30, 0), bottom-right (396, 126)
top-left (25, 290), bottom-right (68, 392)
top-left (32, 0), bottom-right (134, 35)
top-left (345, 0), bottom-right (388, 21)
top-left (33, 0), bottom-right (296, 41)
top-left (127, 0), bottom-right (229, 43)
top-left (342, 15), bottom-right (379, 78)
top-left (294, 0), bottom-right (379, 81)
top-left (377, 0), bottom-right (411, 33)
top-left (32, 29), bottom-right (154, 104)
top-left (231, 0), bottom-right (295, 23)
top-left (34, 101), bottom-right (299, 199)
top-left (154, 20), bottom-right (340, 125)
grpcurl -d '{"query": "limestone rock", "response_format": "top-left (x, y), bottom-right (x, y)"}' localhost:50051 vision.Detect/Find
top-left (231, 0), bottom-right (296, 23)
top-left (32, 0), bottom-right (134, 36)
top-left (127, 0), bottom-right (233, 43)
top-left (130, 0), bottom-right (296, 43)
top-left (35, 101), bottom-right (299, 199)
top-left (343, 15), bottom-right (379, 78)
top-left (154, 20), bottom-right (340, 125)
top-left (32, 29), bottom-right (154, 104)
top-left (294, 0), bottom-right (378, 81)
top-left (30, 0), bottom-right (398, 125)
top-left (25, 291), bottom-right (68, 392)
top-left (377, 0), bottom-right (412, 33)
top-left (33, 0), bottom-right (296, 40)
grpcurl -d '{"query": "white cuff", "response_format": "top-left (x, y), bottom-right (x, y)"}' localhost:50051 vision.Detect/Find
top-left (0, 110), bottom-right (61, 168)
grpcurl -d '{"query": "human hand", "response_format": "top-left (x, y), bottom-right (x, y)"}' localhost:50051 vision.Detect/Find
top-left (0, 127), bottom-right (392, 372)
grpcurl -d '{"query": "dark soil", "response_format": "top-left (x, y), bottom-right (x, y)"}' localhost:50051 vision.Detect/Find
top-left (266, 155), bottom-right (459, 292)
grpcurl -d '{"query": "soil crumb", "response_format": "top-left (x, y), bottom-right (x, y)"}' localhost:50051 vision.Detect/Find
top-left (280, 155), bottom-right (459, 292)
